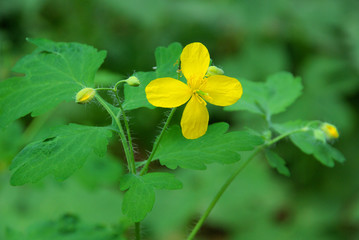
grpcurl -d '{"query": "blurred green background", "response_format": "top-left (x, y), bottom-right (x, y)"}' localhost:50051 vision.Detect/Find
top-left (1, 0), bottom-right (359, 239)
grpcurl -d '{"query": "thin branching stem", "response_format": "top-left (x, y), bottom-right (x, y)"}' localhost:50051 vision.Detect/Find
top-left (114, 90), bottom-right (136, 174)
top-left (187, 127), bottom-right (309, 240)
top-left (95, 94), bottom-right (132, 172)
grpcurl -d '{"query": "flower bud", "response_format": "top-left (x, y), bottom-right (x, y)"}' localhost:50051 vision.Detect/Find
top-left (321, 123), bottom-right (339, 139)
top-left (76, 88), bottom-right (96, 104)
top-left (206, 66), bottom-right (224, 77)
top-left (125, 76), bottom-right (140, 87)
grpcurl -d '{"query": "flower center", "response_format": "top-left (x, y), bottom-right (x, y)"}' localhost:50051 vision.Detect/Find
top-left (194, 89), bottom-right (213, 101)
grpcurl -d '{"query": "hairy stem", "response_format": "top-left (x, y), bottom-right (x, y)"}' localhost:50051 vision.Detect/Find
top-left (140, 108), bottom-right (177, 175)
top-left (95, 94), bottom-right (132, 172)
top-left (114, 91), bottom-right (136, 174)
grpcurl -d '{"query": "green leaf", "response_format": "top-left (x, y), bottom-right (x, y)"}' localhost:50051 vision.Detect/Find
top-left (120, 173), bottom-right (182, 222)
top-left (226, 72), bottom-right (302, 116)
top-left (272, 120), bottom-right (345, 167)
top-left (265, 150), bottom-right (290, 177)
top-left (123, 43), bottom-right (182, 110)
top-left (0, 38), bottom-right (106, 128)
top-left (10, 124), bottom-right (112, 185)
top-left (154, 122), bottom-right (264, 170)
top-left (155, 42), bottom-right (182, 78)
top-left (265, 72), bottom-right (303, 114)
top-left (142, 172), bottom-right (183, 190)
top-left (123, 71), bottom-right (156, 110)
top-left (225, 78), bottom-right (267, 115)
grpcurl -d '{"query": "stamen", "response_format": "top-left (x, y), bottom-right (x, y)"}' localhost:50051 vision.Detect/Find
top-left (196, 90), bottom-right (213, 101)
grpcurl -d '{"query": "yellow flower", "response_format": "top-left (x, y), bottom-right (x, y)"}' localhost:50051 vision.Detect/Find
top-left (145, 42), bottom-right (243, 139)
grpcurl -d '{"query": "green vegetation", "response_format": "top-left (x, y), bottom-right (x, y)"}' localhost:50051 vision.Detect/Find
top-left (1, 1), bottom-right (358, 239)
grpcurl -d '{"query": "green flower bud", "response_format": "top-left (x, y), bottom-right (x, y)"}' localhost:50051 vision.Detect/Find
top-left (76, 88), bottom-right (96, 104)
top-left (125, 76), bottom-right (140, 87)
top-left (206, 66), bottom-right (224, 77)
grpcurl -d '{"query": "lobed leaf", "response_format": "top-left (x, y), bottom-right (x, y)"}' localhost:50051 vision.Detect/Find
top-left (272, 120), bottom-right (345, 167)
top-left (123, 71), bottom-right (156, 110)
top-left (265, 150), bottom-right (290, 177)
top-left (155, 42), bottom-right (182, 78)
top-left (266, 72), bottom-right (303, 114)
top-left (120, 173), bottom-right (182, 222)
top-left (154, 122), bottom-right (264, 170)
top-left (142, 172), bottom-right (183, 190)
top-left (225, 72), bottom-right (302, 116)
top-left (123, 42), bottom-right (182, 110)
top-left (10, 124), bottom-right (112, 185)
top-left (0, 38), bottom-right (106, 129)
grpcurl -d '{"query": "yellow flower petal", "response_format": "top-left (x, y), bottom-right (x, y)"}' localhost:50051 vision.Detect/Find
top-left (200, 75), bottom-right (243, 106)
top-left (180, 42), bottom-right (210, 89)
top-left (181, 95), bottom-right (209, 139)
top-left (145, 77), bottom-right (192, 108)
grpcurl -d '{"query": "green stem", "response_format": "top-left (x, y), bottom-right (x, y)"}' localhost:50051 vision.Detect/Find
top-left (135, 222), bottom-right (141, 240)
top-left (140, 108), bottom-right (177, 175)
top-left (186, 127), bottom-right (308, 240)
top-left (95, 94), bottom-right (132, 172)
top-left (115, 91), bottom-right (136, 174)
top-left (187, 147), bottom-right (262, 240)
top-left (114, 80), bottom-right (127, 89)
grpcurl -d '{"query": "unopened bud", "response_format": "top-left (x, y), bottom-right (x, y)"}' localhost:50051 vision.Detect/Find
top-left (321, 123), bottom-right (339, 139)
top-left (206, 66), bottom-right (224, 77)
top-left (76, 88), bottom-right (96, 104)
top-left (125, 76), bottom-right (140, 87)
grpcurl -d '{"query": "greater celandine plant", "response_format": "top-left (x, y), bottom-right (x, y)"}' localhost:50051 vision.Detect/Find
top-left (0, 38), bottom-right (345, 239)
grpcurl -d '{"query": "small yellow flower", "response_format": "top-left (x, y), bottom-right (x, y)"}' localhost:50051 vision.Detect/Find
top-left (145, 42), bottom-right (243, 139)
top-left (321, 123), bottom-right (339, 139)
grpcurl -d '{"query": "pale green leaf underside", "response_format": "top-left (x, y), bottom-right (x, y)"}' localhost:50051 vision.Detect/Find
top-left (154, 122), bottom-right (264, 170)
top-left (273, 120), bottom-right (345, 167)
top-left (0, 38), bottom-right (106, 128)
top-left (226, 72), bottom-right (303, 116)
top-left (120, 173), bottom-right (182, 222)
top-left (10, 124), bottom-right (112, 185)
